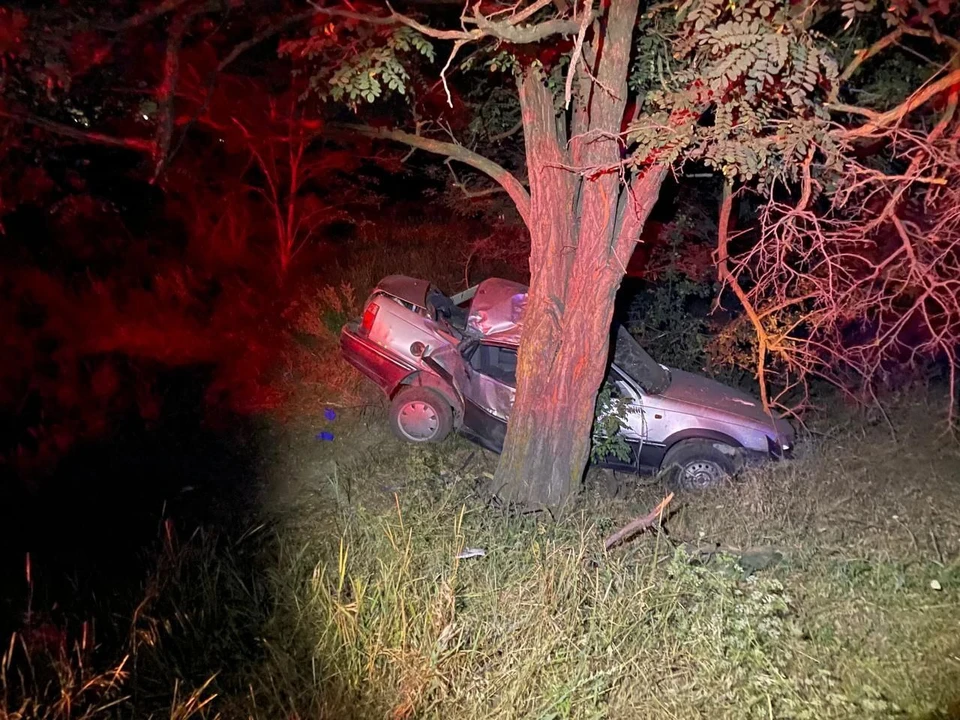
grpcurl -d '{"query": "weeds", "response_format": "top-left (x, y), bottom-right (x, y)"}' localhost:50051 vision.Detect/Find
top-left (4, 400), bottom-right (960, 719)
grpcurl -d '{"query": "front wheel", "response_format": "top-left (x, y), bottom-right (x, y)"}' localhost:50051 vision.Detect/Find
top-left (389, 387), bottom-right (454, 443)
top-left (660, 439), bottom-right (740, 491)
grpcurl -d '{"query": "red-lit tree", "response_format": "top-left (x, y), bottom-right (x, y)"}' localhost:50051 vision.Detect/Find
top-left (174, 64), bottom-right (371, 277)
top-left (283, 0), bottom-right (960, 507)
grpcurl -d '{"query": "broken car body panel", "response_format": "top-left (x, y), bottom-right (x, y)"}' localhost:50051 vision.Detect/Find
top-left (465, 277), bottom-right (528, 345)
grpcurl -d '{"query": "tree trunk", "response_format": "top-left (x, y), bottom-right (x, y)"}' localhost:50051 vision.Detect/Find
top-left (490, 255), bottom-right (632, 508)
top-left (491, 167), bottom-right (665, 507)
top-left (490, 9), bottom-right (668, 506)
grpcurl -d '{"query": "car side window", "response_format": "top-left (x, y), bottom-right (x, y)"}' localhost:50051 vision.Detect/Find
top-left (469, 344), bottom-right (518, 385)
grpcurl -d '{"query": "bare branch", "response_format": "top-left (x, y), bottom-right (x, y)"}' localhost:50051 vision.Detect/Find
top-left (837, 67), bottom-right (960, 138)
top-left (604, 493), bottom-right (674, 550)
top-left (832, 26), bottom-right (906, 101)
top-left (488, 119), bottom-right (524, 142)
top-left (732, 88), bottom-right (960, 422)
top-left (507, 0), bottom-right (555, 25)
top-left (0, 110), bottom-right (156, 153)
top-left (153, 9), bottom-right (192, 179)
top-left (218, 9), bottom-right (321, 72)
top-left (715, 179), bottom-right (773, 412)
top-left (468, 9), bottom-right (583, 43)
top-left (564, 0), bottom-right (593, 109)
top-left (332, 123), bottom-right (531, 226)
top-left (446, 158), bottom-right (519, 199)
top-left (103, 0), bottom-right (193, 31)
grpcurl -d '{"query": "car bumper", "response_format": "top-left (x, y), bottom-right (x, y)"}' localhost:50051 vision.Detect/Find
top-left (340, 323), bottom-right (416, 395)
top-left (742, 437), bottom-right (794, 466)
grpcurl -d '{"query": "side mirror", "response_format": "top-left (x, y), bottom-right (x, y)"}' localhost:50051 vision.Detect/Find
top-left (410, 341), bottom-right (427, 357)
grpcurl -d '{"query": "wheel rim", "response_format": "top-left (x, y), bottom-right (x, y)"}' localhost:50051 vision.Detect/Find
top-left (680, 459), bottom-right (726, 488)
top-left (397, 400), bottom-right (440, 441)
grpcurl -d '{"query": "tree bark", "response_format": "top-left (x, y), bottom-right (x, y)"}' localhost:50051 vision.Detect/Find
top-left (490, 1), bottom-right (669, 508)
top-left (491, 162), bottom-right (665, 508)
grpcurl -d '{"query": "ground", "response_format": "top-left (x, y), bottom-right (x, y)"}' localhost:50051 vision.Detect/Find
top-left (252, 387), bottom-right (960, 719)
top-left (3, 386), bottom-right (960, 719)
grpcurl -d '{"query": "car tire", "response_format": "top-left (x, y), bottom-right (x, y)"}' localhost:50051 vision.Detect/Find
top-left (389, 387), bottom-right (454, 444)
top-left (660, 439), bottom-right (740, 491)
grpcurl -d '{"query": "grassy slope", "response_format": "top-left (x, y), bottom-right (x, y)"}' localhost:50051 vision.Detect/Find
top-left (4, 393), bottom-right (960, 719)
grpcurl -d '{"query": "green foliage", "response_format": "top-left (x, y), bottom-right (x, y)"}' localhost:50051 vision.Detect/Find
top-left (465, 85), bottom-right (522, 143)
top-left (284, 26), bottom-right (434, 107)
top-left (590, 381), bottom-right (635, 463)
top-left (629, 12), bottom-right (679, 102)
top-left (627, 0), bottom-right (841, 189)
top-left (627, 270), bottom-right (716, 373)
top-left (483, 49), bottom-right (521, 75)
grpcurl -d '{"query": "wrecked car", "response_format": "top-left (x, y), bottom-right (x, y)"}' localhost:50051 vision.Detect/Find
top-left (340, 275), bottom-right (795, 489)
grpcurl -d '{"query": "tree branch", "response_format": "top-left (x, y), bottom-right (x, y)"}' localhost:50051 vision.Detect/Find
top-left (564, 0), bottom-right (593, 109)
top-left (488, 119), bottom-right (524, 143)
top-left (153, 8), bottom-right (193, 179)
top-left (603, 493), bottom-right (674, 550)
top-left (308, 0), bottom-right (586, 106)
top-left (218, 9), bottom-right (320, 72)
top-left (836, 67), bottom-right (960, 138)
top-left (833, 26), bottom-right (960, 103)
top-left (716, 179), bottom-right (772, 412)
top-left (334, 123), bottom-right (531, 226)
top-left (446, 158), bottom-right (523, 199)
top-left (468, 11), bottom-right (583, 43)
top-left (832, 27), bottom-right (906, 101)
top-left (103, 0), bottom-right (194, 31)
top-left (0, 110), bottom-right (155, 153)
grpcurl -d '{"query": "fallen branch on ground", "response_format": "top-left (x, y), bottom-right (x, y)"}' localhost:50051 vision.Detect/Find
top-left (604, 492), bottom-right (674, 550)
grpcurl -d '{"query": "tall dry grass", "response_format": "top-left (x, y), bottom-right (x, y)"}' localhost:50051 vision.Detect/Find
top-left (5, 393), bottom-right (959, 719)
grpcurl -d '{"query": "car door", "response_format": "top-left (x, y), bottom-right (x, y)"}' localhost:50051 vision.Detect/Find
top-left (611, 364), bottom-right (681, 470)
top-left (465, 343), bottom-right (517, 417)
top-left (429, 340), bottom-right (517, 452)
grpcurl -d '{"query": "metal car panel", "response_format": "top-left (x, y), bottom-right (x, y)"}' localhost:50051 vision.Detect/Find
top-left (465, 278), bottom-right (528, 344)
top-left (469, 372), bottom-right (515, 421)
top-left (366, 295), bottom-right (457, 373)
top-left (340, 323), bottom-right (417, 394)
top-left (375, 275), bottom-right (430, 309)
top-left (657, 368), bottom-right (771, 428)
top-left (612, 326), bottom-right (670, 394)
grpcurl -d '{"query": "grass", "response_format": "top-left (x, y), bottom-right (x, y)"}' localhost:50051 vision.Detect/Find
top-left (3, 395), bottom-right (960, 719)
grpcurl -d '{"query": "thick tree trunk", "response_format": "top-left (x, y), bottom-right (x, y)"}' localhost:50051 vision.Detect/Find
top-left (491, 258), bottom-right (631, 507)
top-left (488, 0), bottom-right (671, 507)
top-left (491, 166), bottom-right (665, 507)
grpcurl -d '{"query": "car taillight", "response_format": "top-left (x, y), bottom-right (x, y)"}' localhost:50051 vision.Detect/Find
top-left (359, 301), bottom-right (379, 336)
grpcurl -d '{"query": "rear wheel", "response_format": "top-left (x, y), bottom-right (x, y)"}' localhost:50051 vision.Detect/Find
top-left (660, 439), bottom-right (740, 491)
top-left (389, 387), bottom-right (454, 443)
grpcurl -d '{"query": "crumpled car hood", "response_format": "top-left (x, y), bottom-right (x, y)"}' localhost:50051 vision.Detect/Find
top-left (465, 278), bottom-right (529, 344)
top-left (658, 369), bottom-right (774, 428)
